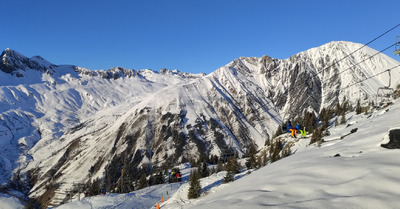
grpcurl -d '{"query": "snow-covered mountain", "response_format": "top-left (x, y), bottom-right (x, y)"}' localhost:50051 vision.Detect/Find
top-left (30, 94), bottom-right (400, 209)
top-left (0, 41), bottom-right (399, 208)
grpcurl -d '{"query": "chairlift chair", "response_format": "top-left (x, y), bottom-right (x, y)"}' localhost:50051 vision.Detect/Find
top-left (376, 70), bottom-right (394, 106)
top-left (395, 36), bottom-right (400, 55)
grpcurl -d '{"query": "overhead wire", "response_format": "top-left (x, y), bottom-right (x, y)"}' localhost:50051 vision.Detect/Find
top-left (284, 24), bottom-right (400, 96)
top-left (340, 64), bottom-right (400, 90)
top-left (321, 41), bottom-right (398, 84)
top-left (275, 24), bottom-right (400, 120)
top-left (221, 24), bottom-right (400, 126)
top-left (317, 23), bottom-right (400, 75)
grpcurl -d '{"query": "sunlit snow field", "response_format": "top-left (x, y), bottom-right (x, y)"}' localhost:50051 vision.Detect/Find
top-left (30, 98), bottom-right (400, 209)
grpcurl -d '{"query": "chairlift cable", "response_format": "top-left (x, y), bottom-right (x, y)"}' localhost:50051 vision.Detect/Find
top-left (316, 24), bottom-right (400, 75)
top-left (241, 24), bottom-right (400, 124)
top-left (264, 60), bottom-right (398, 126)
top-left (282, 24), bottom-right (400, 96)
top-left (322, 42), bottom-right (398, 84)
top-left (281, 40), bottom-right (398, 121)
top-left (294, 25), bottom-right (400, 110)
top-left (340, 64), bottom-right (400, 90)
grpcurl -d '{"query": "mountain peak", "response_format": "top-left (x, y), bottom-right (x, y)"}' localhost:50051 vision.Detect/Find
top-left (2, 41), bottom-right (400, 208)
top-left (304, 41), bottom-right (366, 56)
top-left (1, 48), bottom-right (26, 60)
top-left (0, 48), bottom-right (54, 75)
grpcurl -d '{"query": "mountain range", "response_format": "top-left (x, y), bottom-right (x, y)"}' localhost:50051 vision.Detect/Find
top-left (1, 41), bottom-right (399, 208)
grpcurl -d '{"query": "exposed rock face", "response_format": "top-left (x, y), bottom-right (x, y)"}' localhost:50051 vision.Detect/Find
top-left (381, 129), bottom-right (400, 149)
top-left (0, 48), bottom-right (55, 75)
top-left (1, 41), bottom-right (400, 207)
top-left (227, 55), bottom-right (323, 120)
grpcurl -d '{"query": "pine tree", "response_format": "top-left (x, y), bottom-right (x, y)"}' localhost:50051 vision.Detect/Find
top-left (262, 150), bottom-right (268, 166)
top-left (225, 156), bottom-right (241, 174)
top-left (148, 172), bottom-right (164, 186)
top-left (245, 145), bottom-right (257, 158)
top-left (199, 161), bottom-right (210, 178)
top-left (223, 170), bottom-right (234, 183)
top-left (245, 153), bottom-right (257, 169)
top-left (216, 159), bottom-right (223, 172)
top-left (257, 154), bottom-right (263, 168)
top-left (281, 143), bottom-right (292, 158)
top-left (320, 107), bottom-right (330, 130)
top-left (341, 100), bottom-right (347, 112)
top-left (340, 111), bottom-right (346, 125)
top-left (137, 173), bottom-right (147, 190)
top-left (363, 105), bottom-right (370, 115)
top-left (356, 99), bottom-right (362, 115)
top-left (303, 111), bottom-right (317, 133)
top-left (209, 154), bottom-right (218, 165)
top-left (310, 128), bottom-right (323, 145)
top-left (245, 145), bottom-right (257, 169)
top-left (89, 178), bottom-right (101, 196)
top-left (269, 140), bottom-right (282, 163)
top-left (256, 149), bottom-right (268, 168)
top-left (188, 170), bottom-right (201, 199)
top-left (320, 108), bottom-right (326, 121)
top-left (335, 102), bottom-right (343, 116)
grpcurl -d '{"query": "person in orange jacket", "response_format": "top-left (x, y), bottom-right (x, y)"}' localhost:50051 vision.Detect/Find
top-left (287, 121), bottom-right (297, 138)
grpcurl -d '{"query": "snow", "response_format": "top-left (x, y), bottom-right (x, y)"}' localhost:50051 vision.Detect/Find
top-left (1, 41), bottom-right (400, 208)
top-left (181, 100), bottom-right (400, 209)
top-left (54, 183), bottom-right (181, 209)
top-left (0, 193), bottom-right (24, 209)
top-left (46, 98), bottom-right (400, 209)
top-left (0, 59), bottom-right (204, 206)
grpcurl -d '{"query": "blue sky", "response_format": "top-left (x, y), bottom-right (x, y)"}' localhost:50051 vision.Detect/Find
top-left (1, 0), bottom-right (399, 74)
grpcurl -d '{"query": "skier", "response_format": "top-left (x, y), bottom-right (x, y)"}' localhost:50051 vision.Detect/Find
top-left (287, 121), bottom-right (296, 138)
top-left (296, 123), bottom-right (306, 138)
top-left (286, 121), bottom-right (293, 133)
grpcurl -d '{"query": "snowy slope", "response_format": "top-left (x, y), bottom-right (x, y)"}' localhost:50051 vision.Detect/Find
top-left (55, 97), bottom-right (400, 209)
top-left (0, 41), bottom-right (399, 208)
top-left (177, 100), bottom-right (400, 209)
top-left (0, 49), bottom-right (205, 206)
top-left (54, 164), bottom-right (195, 209)
top-left (24, 67), bottom-right (280, 206)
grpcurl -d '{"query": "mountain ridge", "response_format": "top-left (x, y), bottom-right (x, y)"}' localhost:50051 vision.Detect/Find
top-left (1, 41), bottom-right (399, 207)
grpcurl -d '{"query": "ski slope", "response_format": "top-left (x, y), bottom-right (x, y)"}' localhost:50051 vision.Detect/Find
top-left (19, 98), bottom-right (398, 209)
top-left (1, 42), bottom-right (400, 208)
top-left (179, 100), bottom-right (400, 209)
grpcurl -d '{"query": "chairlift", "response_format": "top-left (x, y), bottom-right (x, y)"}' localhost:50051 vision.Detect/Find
top-left (395, 36), bottom-right (400, 56)
top-left (376, 70), bottom-right (394, 106)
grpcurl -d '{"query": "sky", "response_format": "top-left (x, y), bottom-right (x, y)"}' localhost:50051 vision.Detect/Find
top-left (1, 0), bottom-right (400, 74)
